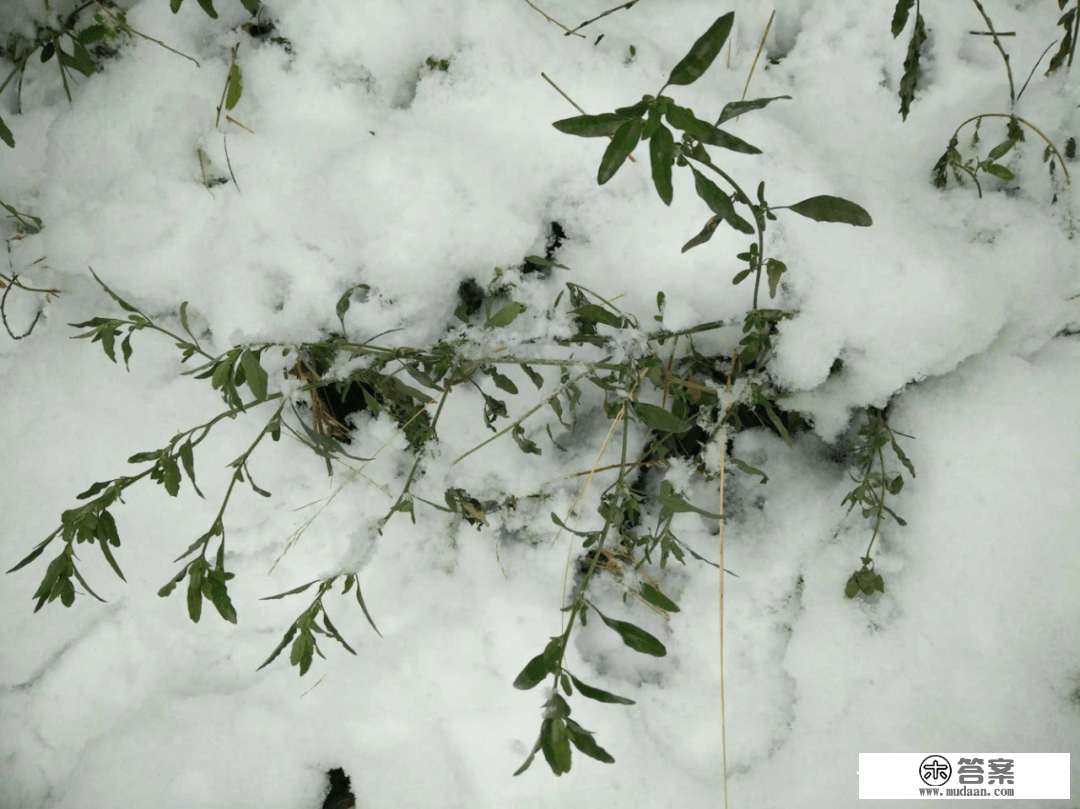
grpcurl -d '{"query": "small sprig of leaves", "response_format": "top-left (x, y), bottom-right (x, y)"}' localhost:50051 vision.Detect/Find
top-left (1045, 0), bottom-right (1079, 76)
top-left (892, 0), bottom-right (927, 121)
top-left (842, 408), bottom-right (915, 599)
top-left (258, 575), bottom-right (380, 676)
top-left (932, 114), bottom-right (1070, 197)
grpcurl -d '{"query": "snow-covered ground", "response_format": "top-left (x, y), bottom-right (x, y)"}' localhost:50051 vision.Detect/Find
top-left (2, 1), bottom-right (1078, 807)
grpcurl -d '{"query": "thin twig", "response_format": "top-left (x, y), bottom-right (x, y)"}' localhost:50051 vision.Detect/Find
top-left (1017, 40), bottom-right (1057, 101)
top-left (737, 10), bottom-right (775, 121)
top-left (225, 115), bottom-right (254, 134)
top-left (540, 72), bottom-right (636, 162)
top-left (92, 1), bottom-right (200, 67)
top-left (1070, 0), bottom-right (1080, 68)
top-left (566, 0), bottom-right (643, 36)
top-left (216, 44), bottom-right (239, 128)
top-left (1, 274), bottom-right (44, 339)
top-left (223, 133), bottom-right (240, 193)
top-left (967, 30), bottom-right (1015, 36)
top-left (522, 0), bottom-right (585, 38)
top-left (971, 0), bottom-right (1015, 107)
top-left (717, 422), bottom-right (728, 809)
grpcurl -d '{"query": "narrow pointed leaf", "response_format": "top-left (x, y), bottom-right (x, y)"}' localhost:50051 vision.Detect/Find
top-left (598, 118), bottom-right (643, 185)
top-left (666, 12), bottom-right (734, 86)
top-left (595, 609), bottom-right (666, 657)
top-left (239, 350), bottom-right (268, 400)
top-left (568, 673), bottom-right (635, 705)
top-left (225, 63), bottom-right (243, 110)
top-left (657, 480), bottom-right (723, 519)
top-left (0, 115), bottom-right (13, 149)
top-left (785, 195), bottom-right (872, 226)
top-left (484, 301), bottom-right (524, 329)
top-left (553, 113), bottom-right (637, 138)
top-left (632, 401), bottom-right (692, 433)
top-left (649, 124), bottom-right (675, 205)
top-left (541, 718), bottom-right (572, 775)
top-left (196, 0), bottom-right (218, 17)
top-left (513, 729), bottom-right (545, 776)
top-left (639, 583), bottom-right (679, 612)
top-left (716, 95), bottom-right (792, 125)
top-left (354, 578), bottom-right (382, 637)
top-left (681, 215), bottom-right (721, 253)
top-left (261, 579), bottom-right (320, 600)
top-left (565, 718), bottom-right (615, 764)
top-left (891, 0), bottom-right (914, 37)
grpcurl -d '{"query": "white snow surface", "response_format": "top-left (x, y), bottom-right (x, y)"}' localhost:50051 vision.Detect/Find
top-left (2, 0), bottom-right (1079, 807)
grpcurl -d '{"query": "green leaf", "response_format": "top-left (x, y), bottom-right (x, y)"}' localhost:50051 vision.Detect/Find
top-left (484, 301), bottom-right (524, 329)
top-left (196, 0), bottom-right (218, 18)
top-left (890, 439), bottom-right (916, 478)
top-left (632, 402), bottom-right (692, 434)
top-left (983, 163), bottom-right (1014, 180)
top-left (239, 349), bottom-right (268, 400)
top-left (78, 24), bottom-right (108, 45)
top-left (690, 168), bottom-right (755, 234)
top-left (354, 577), bottom-right (382, 637)
top-left (650, 124), bottom-right (675, 206)
top-left (290, 630), bottom-right (314, 674)
top-left (691, 167), bottom-right (737, 219)
top-left (598, 118), bottom-right (643, 185)
top-left (541, 717), bottom-right (572, 776)
top-left (614, 96), bottom-right (653, 118)
top-left (891, 0), bottom-right (914, 36)
top-left (97, 536), bottom-right (125, 581)
top-left (564, 718), bottom-right (615, 764)
top-left (987, 139), bottom-right (1016, 161)
top-left (490, 369), bottom-right (519, 395)
top-left (732, 268), bottom-right (752, 285)
top-left (76, 481), bottom-right (112, 501)
top-left (730, 456), bottom-right (769, 484)
top-left (69, 41), bottom-right (97, 76)
top-left (567, 673), bottom-right (636, 705)
top-left (681, 215), bottom-right (722, 253)
top-left (845, 573), bottom-right (860, 598)
top-left (187, 566), bottom-right (203, 622)
top-left (514, 637), bottom-right (562, 690)
top-left (522, 255), bottom-right (569, 270)
top-left (594, 608), bottom-right (666, 657)
top-left (240, 0), bottom-right (261, 12)
top-left (225, 63), bottom-right (243, 110)
top-left (760, 400), bottom-right (793, 447)
top-left (161, 457), bottom-right (182, 497)
top-left (208, 578), bottom-right (237, 624)
top-left (521, 364), bottom-right (544, 389)
top-left (766, 258), bottom-right (786, 298)
top-left (639, 583), bottom-right (680, 612)
top-left (666, 12), bottom-right (734, 86)
top-left (178, 441), bottom-right (204, 498)
top-left (170, 0), bottom-right (184, 11)
top-left (513, 727), bottom-right (546, 777)
top-left (257, 623), bottom-right (299, 670)
top-left (261, 579), bottom-right (320, 600)
top-left (785, 195), bottom-right (872, 227)
top-left (553, 112), bottom-right (637, 138)
top-left (128, 449), bottom-right (164, 464)
top-left (666, 104), bottom-right (761, 155)
top-left (657, 481), bottom-right (723, 520)
top-left (716, 95), bottom-right (792, 125)
top-left (898, 13), bottom-right (926, 120)
top-left (572, 303), bottom-right (623, 328)
top-left (0, 115), bottom-right (15, 148)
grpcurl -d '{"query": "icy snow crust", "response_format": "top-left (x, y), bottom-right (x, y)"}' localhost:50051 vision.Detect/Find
top-left (1, 1), bottom-right (1078, 807)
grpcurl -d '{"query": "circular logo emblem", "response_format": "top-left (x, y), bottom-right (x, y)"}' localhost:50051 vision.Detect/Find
top-left (920, 755), bottom-right (952, 787)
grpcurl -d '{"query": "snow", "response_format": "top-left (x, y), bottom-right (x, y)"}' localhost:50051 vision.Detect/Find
top-left (2, 0), bottom-right (1078, 807)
